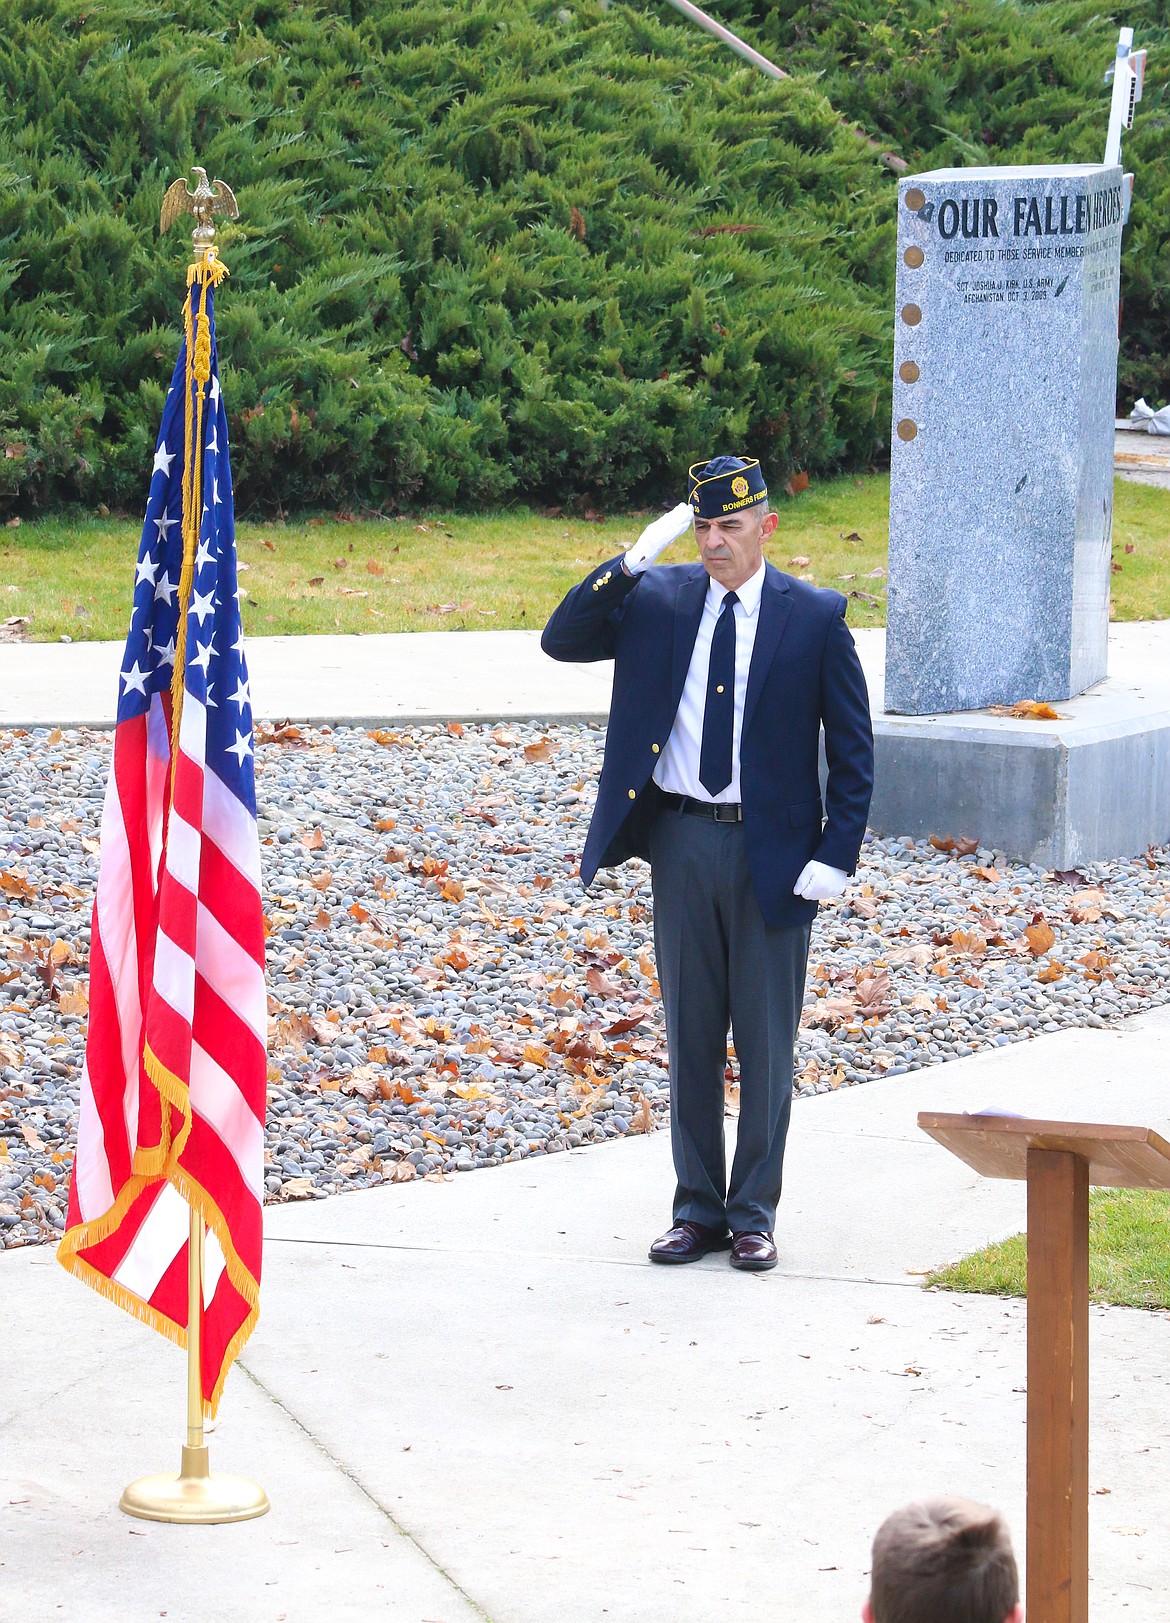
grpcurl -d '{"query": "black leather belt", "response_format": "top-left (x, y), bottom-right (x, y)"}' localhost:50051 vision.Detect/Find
top-left (660, 792), bottom-right (743, 823)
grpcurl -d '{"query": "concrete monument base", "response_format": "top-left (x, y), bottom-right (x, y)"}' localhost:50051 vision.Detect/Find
top-left (855, 625), bottom-right (1170, 867)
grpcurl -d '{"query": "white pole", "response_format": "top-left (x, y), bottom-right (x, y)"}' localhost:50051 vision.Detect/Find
top-left (1104, 27), bottom-right (1134, 169)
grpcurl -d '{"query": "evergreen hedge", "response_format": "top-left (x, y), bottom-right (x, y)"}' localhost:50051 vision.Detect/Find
top-left (1, 0), bottom-right (1164, 515)
top-left (0, 0), bottom-right (896, 515)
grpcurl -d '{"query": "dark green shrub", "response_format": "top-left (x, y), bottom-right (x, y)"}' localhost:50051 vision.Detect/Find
top-left (0, 0), bottom-right (898, 515)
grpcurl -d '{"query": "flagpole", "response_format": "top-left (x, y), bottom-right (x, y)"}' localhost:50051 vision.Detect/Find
top-left (118, 170), bottom-right (268, 1525)
top-left (186, 1208), bottom-right (206, 1456)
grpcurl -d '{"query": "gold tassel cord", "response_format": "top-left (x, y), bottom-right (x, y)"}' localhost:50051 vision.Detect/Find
top-left (170, 262), bottom-right (211, 748)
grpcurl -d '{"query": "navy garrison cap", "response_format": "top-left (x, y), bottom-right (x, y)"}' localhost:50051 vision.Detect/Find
top-left (687, 455), bottom-right (768, 518)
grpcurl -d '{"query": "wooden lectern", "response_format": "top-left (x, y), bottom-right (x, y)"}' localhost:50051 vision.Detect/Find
top-left (917, 1113), bottom-right (1170, 1623)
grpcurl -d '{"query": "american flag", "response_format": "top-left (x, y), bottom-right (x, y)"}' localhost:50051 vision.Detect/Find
top-left (58, 264), bottom-right (265, 1416)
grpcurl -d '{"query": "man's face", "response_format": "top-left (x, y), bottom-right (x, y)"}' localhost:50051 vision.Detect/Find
top-left (693, 506), bottom-right (779, 590)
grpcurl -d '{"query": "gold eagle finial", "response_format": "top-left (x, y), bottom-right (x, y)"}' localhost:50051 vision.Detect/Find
top-left (160, 166), bottom-right (239, 258)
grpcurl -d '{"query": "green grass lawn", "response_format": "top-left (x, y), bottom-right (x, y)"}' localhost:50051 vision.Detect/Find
top-left (926, 1188), bottom-right (1170, 1310)
top-left (3, 474), bottom-right (1169, 642)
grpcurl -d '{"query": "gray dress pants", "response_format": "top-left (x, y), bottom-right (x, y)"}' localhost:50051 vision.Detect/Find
top-left (649, 804), bottom-right (811, 1234)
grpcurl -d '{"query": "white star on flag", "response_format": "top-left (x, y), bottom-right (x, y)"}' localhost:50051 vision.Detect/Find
top-left (210, 374), bottom-right (221, 406)
top-left (206, 683), bottom-right (217, 709)
top-left (191, 640), bottom-right (214, 675)
top-left (207, 428), bottom-right (218, 454)
top-left (154, 573), bottom-right (177, 606)
top-left (212, 477), bottom-right (221, 506)
top-left (229, 677), bottom-right (251, 711)
top-left (231, 628), bottom-right (246, 656)
top-left (153, 635), bottom-right (177, 666)
top-left (191, 588), bottom-right (216, 625)
top-left (152, 444), bottom-right (176, 478)
top-left (154, 511), bottom-right (178, 546)
top-left (227, 729), bottom-right (253, 764)
top-left (195, 538), bottom-right (214, 572)
top-left (135, 553), bottom-right (159, 587)
top-left (120, 660), bottom-right (149, 696)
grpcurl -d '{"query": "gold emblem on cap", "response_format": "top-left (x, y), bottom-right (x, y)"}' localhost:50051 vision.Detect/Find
top-left (731, 476), bottom-right (749, 498)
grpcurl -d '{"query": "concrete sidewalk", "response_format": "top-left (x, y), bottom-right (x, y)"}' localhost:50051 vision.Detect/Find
top-left (4, 1008), bottom-right (1169, 1622)
top-left (3, 620), bottom-right (1170, 732)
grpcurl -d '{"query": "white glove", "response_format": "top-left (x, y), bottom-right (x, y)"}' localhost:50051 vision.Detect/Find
top-left (793, 860), bottom-right (849, 902)
top-left (623, 502), bottom-right (694, 574)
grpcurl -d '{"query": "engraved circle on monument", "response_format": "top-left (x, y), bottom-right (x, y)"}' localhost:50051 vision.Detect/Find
top-left (885, 164), bottom-right (1125, 716)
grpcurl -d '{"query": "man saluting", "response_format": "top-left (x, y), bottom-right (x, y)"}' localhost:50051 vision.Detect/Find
top-left (542, 456), bottom-right (874, 1272)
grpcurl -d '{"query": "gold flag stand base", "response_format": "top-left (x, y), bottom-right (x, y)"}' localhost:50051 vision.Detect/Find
top-left (119, 1211), bottom-right (268, 1524)
top-left (121, 1444), bottom-right (270, 1524)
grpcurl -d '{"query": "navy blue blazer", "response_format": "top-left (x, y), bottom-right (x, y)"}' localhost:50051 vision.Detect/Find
top-left (541, 554), bottom-right (875, 928)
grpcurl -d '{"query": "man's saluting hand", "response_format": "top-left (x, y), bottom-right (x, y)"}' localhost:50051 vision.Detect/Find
top-left (623, 502), bottom-right (694, 575)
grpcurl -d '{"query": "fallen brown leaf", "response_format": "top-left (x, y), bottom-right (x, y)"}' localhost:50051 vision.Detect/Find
top-left (929, 834), bottom-right (979, 856)
top-left (1052, 868), bottom-right (1089, 886)
top-left (854, 970), bottom-right (892, 1013)
top-left (628, 1093), bottom-right (655, 1134)
top-left (256, 722), bottom-right (304, 746)
top-left (1068, 888), bottom-right (1106, 924)
top-left (989, 700), bottom-right (1064, 721)
top-left (585, 965), bottom-right (624, 999)
top-left (1023, 919), bottom-right (1056, 956)
top-left (603, 1006), bottom-right (651, 1036)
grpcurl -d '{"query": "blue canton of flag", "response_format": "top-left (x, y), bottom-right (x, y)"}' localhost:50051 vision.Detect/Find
top-left (123, 279), bottom-right (256, 808)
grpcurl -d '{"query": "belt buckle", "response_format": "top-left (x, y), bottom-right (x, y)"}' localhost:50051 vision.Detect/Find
top-left (713, 802), bottom-right (741, 824)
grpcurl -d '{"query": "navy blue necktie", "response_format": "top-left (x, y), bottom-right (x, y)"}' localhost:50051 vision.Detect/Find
top-left (699, 590), bottom-right (739, 796)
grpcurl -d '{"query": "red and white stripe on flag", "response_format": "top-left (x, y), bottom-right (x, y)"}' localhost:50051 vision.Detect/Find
top-left (58, 262), bottom-right (265, 1417)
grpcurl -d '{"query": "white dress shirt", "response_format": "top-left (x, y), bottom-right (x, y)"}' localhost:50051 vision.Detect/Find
top-left (653, 560), bottom-right (766, 803)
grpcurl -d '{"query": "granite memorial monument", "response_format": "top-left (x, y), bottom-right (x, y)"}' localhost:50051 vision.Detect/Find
top-left (885, 162), bottom-right (1124, 715)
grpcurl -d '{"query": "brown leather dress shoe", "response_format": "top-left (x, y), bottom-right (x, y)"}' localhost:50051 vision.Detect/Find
top-left (648, 1221), bottom-right (731, 1264)
top-left (729, 1231), bottom-right (778, 1271)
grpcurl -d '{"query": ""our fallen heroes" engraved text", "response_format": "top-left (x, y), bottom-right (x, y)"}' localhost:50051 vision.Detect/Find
top-left (924, 184), bottom-right (1123, 242)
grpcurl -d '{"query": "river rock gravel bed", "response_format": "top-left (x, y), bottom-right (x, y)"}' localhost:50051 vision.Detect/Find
top-left (2, 720), bottom-right (1168, 1249)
